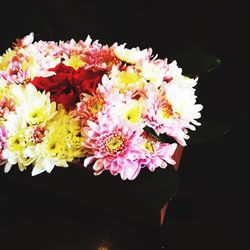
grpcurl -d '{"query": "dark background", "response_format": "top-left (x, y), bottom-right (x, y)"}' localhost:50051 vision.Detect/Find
top-left (0, 0), bottom-right (249, 249)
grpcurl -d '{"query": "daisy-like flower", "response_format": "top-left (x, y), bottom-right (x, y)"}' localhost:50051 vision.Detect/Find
top-left (140, 133), bottom-right (177, 171)
top-left (110, 65), bottom-right (147, 93)
top-left (109, 98), bottom-right (146, 126)
top-left (82, 42), bottom-right (120, 71)
top-left (58, 38), bottom-right (88, 57)
top-left (0, 60), bottom-right (28, 84)
top-left (138, 58), bottom-right (169, 86)
top-left (164, 61), bottom-right (203, 127)
top-left (164, 82), bottom-right (203, 128)
top-left (83, 115), bottom-right (145, 180)
top-left (144, 83), bottom-right (190, 146)
top-left (27, 105), bottom-right (85, 176)
top-left (114, 43), bottom-right (152, 64)
top-left (73, 93), bottom-right (105, 127)
top-left (10, 83), bottom-right (57, 125)
top-left (2, 114), bottom-right (31, 172)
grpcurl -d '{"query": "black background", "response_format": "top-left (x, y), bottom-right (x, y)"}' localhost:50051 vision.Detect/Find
top-left (0, 0), bottom-right (250, 249)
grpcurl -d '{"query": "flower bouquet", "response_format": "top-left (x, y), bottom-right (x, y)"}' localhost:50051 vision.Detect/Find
top-left (0, 33), bottom-right (203, 224)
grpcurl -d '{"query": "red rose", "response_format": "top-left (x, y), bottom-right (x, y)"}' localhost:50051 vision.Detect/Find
top-left (31, 63), bottom-right (106, 110)
top-left (71, 67), bottom-right (106, 95)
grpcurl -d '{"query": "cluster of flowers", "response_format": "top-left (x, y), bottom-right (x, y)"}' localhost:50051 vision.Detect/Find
top-left (0, 32), bottom-right (202, 180)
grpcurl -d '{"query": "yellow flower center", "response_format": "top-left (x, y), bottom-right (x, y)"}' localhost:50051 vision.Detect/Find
top-left (46, 139), bottom-right (61, 156)
top-left (106, 134), bottom-right (124, 153)
top-left (124, 106), bottom-right (141, 123)
top-left (9, 134), bottom-right (25, 151)
top-left (66, 54), bottom-right (85, 70)
top-left (90, 99), bottom-right (103, 114)
top-left (118, 71), bottom-right (142, 86)
top-left (27, 107), bottom-right (46, 124)
top-left (144, 140), bottom-right (154, 153)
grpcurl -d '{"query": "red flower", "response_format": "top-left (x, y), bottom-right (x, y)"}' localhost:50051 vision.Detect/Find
top-left (31, 63), bottom-right (106, 110)
top-left (72, 66), bottom-right (106, 96)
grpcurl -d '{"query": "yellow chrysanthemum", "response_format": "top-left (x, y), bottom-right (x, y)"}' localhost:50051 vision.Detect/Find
top-left (43, 106), bottom-right (85, 163)
top-left (8, 130), bottom-right (25, 152)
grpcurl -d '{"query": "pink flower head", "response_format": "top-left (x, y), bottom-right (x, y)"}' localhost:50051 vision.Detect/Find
top-left (83, 116), bottom-right (145, 180)
top-left (83, 44), bottom-right (120, 71)
top-left (144, 84), bottom-right (190, 146)
top-left (74, 93), bottom-right (105, 127)
top-left (0, 126), bottom-right (7, 163)
top-left (140, 133), bottom-right (177, 171)
top-left (0, 60), bottom-right (28, 84)
top-left (58, 39), bottom-right (88, 57)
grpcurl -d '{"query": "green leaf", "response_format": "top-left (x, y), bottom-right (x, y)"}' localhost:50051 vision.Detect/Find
top-left (170, 45), bottom-right (221, 77)
top-left (143, 126), bottom-right (177, 144)
top-left (202, 53), bottom-right (221, 73)
top-left (188, 121), bottom-right (230, 144)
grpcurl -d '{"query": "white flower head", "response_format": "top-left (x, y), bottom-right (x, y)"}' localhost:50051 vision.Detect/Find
top-left (114, 43), bottom-right (152, 64)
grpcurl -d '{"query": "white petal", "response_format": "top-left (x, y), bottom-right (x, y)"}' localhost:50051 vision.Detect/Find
top-left (32, 167), bottom-right (45, 176)
top-left (4, 163), bottom-right (12, 173)
top-left (84, 157), bottom-right (95, 167)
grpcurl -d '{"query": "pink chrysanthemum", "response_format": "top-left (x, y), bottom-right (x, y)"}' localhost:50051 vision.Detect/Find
top-left (144, 84), bottom-right (191, 146)
top-left (83, 44), bottom-right (120, 71)
top-left (140, 133), bottom-right (177, 171)
top-left (83, 116), bottom-right (146, 180)
top-left (0, 60), bottom-right (28, 84)
top-left (0, 126), bottom-right (7, 163)
top-left (58, 38), bottom-right (88, 57)
top-left (73, 93), bottom-right (105, 127)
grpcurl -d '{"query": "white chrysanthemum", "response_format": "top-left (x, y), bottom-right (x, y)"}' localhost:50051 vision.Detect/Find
top-left (139, 59), bottom-right (169, 86)
top-left (10, 83), bottom-right (57, 125)
top-left (19, 44), bottom-right (60, 79)
top-left (109, 98), bottom-right (146, 125)
top-left (166, 60), bottom-right (198, 88)
top-left (114, 43), bottom-right (152, 64)
top-left (165, 83), bottom-right (203, 127)
top-left (2, 114), bottom-right (30, 172)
